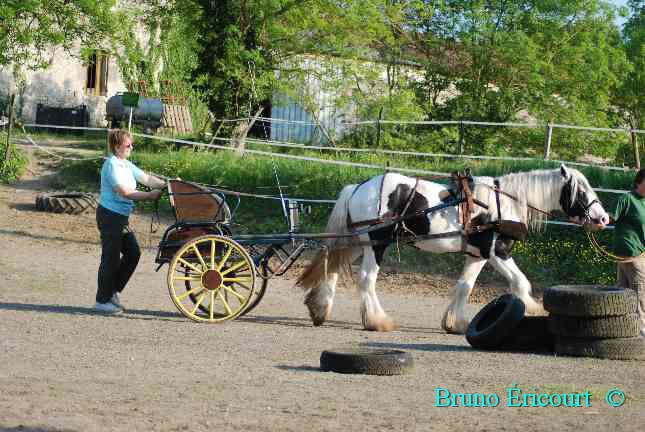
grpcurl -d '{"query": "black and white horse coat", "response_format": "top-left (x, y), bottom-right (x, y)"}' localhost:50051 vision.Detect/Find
top-left (297, 165), bottom-right (610, 333)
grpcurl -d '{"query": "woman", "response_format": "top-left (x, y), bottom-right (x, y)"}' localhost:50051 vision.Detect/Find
top-left (614, 168), bottom-right (645, 337)
top-left (95, 129), bottom-right (165, 313)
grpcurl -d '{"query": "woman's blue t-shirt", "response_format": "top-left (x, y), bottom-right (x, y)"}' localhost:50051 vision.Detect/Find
top-left (99, 155), bottom-right (145, 216)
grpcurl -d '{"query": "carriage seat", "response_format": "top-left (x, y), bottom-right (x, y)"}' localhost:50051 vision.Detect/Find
top-left (167, 180), bottom-right (231, 223)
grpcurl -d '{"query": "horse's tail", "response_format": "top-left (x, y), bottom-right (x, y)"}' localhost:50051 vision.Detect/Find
top-left (297, 184), bottom-right (358, 291)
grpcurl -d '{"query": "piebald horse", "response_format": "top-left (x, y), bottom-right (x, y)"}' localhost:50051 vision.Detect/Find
top-left (297, 165), bottom-right (610, 333)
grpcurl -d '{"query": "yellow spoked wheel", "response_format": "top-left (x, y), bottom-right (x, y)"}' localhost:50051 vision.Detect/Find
top-left (167, 235), bottom-right (256, 323)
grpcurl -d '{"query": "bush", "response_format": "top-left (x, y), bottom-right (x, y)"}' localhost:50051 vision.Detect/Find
top-left (0, 136), bottom-right (28, 183)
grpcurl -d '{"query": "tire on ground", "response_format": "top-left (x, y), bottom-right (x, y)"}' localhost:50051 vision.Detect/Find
top-left (36, 193), bottom-right (98, 215)
top-left (543, 285), bottom-right (637, 317)
top-left (466, 294), bottom-right (526, 350)
top-left (320, 348), bottom-right (414, 375)
top-left (498, 316), bottom-right (554, 352)
top-left (548, 313), bottom-right (640, 338)
top-left (555, 336), bottom-right (645, 361)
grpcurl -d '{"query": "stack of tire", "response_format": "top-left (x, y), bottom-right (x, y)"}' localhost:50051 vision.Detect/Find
top-left (35, 193), bottom-right (97, 215)
top-left (466, 294), bottom-right (554, 352)
top-left (544, 285), bottom-right (645, 361)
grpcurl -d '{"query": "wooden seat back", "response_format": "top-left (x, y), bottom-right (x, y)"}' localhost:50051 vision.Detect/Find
top-left (167, 180), bottom-right (230, 223)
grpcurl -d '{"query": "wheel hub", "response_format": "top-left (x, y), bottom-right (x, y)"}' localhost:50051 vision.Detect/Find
top-left (201, 270), bottom-right (223, 290)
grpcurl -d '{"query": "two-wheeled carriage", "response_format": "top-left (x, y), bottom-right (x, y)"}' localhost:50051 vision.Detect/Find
top-left (155, 179), bottom-right (321, 323)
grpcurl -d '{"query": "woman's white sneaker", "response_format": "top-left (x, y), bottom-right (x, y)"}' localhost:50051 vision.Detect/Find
top-left (110, 293), bottom-right (123, 309)
top-left (94, 301), bottom-right (122, 314)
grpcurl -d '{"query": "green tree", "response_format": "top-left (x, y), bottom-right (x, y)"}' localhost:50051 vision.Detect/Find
top-left (410, 1), bottom-right (628, 120)
top-left (183, 1), bottom-right (412, 147)
top-left (615, 0), bottom-right (644, 131)
top-left (403, 1), bottom-right (630, 155)
top-left (0, 0), bottom-right (117, 71)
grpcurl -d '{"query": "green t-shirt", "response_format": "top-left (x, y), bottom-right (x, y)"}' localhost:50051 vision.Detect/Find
top-left (613, 191), bottom-right (645, 257)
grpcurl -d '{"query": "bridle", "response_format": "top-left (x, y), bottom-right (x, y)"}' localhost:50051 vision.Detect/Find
top-left (559, 178), bottom-right (600, 223)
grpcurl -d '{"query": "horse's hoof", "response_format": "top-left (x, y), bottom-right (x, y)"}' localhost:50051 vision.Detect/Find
top-left (304, 292), bottom-right (331, 326)
top-left (374, 318), bottom-right (398, 332)
top-left (523, 299), bottom-right (545, 316)
top-left (441, 309), bottom-right (468, 334)
top-left (443, 323), bottom-right (468, 335)
top-left (363, 315), bottom-right (398, 332)
top-left (452, 320), bottom-right (469, 334)
top-left (441, 308), bottom-right (456, 332)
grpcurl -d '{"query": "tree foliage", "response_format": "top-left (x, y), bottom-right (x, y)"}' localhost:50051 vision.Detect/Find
top-left (614, 0), bottom-right (645, 130)
top-left (407, 1), bottom-right (629, 125)
top-left (0, 0), bottom-right (117, 71)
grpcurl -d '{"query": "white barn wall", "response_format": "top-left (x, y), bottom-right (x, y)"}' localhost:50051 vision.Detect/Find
top-left (271, 55), bottom-right (432, 144)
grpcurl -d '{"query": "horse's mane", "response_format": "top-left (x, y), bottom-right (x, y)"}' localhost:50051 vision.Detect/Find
top-left (471, 168), bottom-right (596, 230)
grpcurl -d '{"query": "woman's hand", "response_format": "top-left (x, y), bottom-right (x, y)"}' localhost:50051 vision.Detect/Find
top-left (583, 222), bottom-right (605, 232)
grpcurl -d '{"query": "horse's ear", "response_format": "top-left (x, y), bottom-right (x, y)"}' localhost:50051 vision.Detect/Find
top-left (560, 164), bottom-right (570, 180)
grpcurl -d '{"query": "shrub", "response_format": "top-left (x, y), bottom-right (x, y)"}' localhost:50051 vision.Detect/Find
top-left (0, 136), bottom-right (28, 183)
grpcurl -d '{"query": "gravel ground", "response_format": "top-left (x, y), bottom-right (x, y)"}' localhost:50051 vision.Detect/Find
top-left (1, 150), bottom-right (644, 431)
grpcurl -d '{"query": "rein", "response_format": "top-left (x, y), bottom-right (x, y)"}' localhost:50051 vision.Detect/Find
top-left (479, 183), bottom-right (556, 220)
top-left (586, 230), bottom-right (645, 263)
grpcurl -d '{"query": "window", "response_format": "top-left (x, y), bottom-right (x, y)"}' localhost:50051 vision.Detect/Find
top-left (86, 51), bottom-right (109, 96)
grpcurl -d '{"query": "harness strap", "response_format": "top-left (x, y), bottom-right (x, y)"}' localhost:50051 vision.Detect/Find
top-left (342, 230), bottom-right (466, 249)
top-left (494, 179), bottom-right (502, 221)
top-left (399, 178), bottom-right (420, 220)
top-left (348, 215), bottom-right (396, 230)
top-left (457, 174), bottom-right (475, 231)
top-left (348, 176), bottom-right (420, 230)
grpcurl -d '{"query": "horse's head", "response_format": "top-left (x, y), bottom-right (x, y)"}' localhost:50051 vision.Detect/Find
top-left (558, 164), bottom-right (610, 227)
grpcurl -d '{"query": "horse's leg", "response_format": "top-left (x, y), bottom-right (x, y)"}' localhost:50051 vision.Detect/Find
top-left (359, 245), bottom-right (397, 331)
top-left (488, 256), bottom-right (544, 315)
top-left (304, 272), bottom-right (339, 326)
top-left (304, 248), bottom-right (362, 326)
top-left (441, 256), bottom-right (487, 334)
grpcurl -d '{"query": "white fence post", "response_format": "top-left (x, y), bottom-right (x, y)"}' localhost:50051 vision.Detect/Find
top-left (543, 122), bottom-right (553, 160)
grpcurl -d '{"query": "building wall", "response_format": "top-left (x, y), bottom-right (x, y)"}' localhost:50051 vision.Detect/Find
top-left (0, 47), bottom-right (128, 127)
top-left (0, 12), bottom-right (152, 127)
top-left (270, 55), bottom-right (434, 144)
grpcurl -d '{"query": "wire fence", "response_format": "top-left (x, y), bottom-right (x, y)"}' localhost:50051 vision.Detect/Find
top-left (12, 120), bottom-right (637, 197)
top-left (216, 115), bottom-right (644, 170)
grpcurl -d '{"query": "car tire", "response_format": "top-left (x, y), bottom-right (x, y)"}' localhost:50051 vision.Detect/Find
top-left (543, 285), bottom-right (637, 317)
top-left (320, 348), bottom-right (414, 375)
top-left (466, 294), bottom-right (526, 350)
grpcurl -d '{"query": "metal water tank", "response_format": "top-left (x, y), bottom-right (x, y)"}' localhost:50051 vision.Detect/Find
top-left (106, 93), bottom-right (163, 132)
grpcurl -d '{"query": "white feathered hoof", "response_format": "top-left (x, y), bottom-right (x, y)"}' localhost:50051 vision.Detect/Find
top-left (522, 297), bottom-right (545, 316)
top-left (362, 314), bottom-right (398, 332)
top-left (441, 307), bottom-right (469, 334)
top-left (360, 303), bottom-right (398, 331)
top-left (304, 290), bottom-right (331, 326)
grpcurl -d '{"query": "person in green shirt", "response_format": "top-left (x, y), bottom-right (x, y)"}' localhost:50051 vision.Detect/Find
top-left (614, 169), bottom-right (645, 337)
